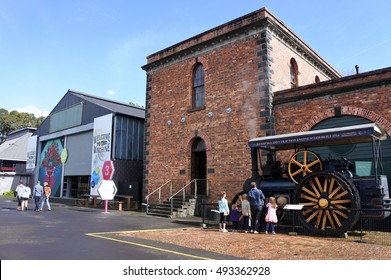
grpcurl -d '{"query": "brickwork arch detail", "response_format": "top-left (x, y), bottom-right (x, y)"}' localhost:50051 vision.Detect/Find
top-left (301, 106), bottom-right (391, 136)
top-left (183, 131), bottom-right (212, 154)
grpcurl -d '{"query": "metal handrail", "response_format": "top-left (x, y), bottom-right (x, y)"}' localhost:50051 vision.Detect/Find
top-left (168, 179), bottom-right (208, 214)
top-left (145, 180), bottom-right (172, 214)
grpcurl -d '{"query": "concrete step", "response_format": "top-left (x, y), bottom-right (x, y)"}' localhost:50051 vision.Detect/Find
top-left (146, 195), bottom-right (195, 218)
top-left (147, 211), bottom-right (171, 218)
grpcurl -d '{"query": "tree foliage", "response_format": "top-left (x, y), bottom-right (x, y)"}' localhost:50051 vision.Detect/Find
top-left (0, 109), bottom-right (45, 143)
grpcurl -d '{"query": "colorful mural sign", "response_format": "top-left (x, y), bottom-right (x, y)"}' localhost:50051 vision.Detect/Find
top-left (90, 114), bottom-right (113, 196)
top-left (39, 138), bottom-right (64, 197)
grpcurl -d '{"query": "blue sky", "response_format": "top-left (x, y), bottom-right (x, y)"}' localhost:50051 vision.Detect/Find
top-left (1, 0), bottom-right (390, 117)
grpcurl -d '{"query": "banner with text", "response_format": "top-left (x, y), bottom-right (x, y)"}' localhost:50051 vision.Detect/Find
top-left (26, 135), bottom-right (38, 171)
top-left (90, 114), bottom-right (113, 196)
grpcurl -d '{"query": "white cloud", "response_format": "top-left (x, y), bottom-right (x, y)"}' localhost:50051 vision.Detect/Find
top-left (106, 90), bottom-right (116, 96)
top-left (12, 105), bottom-right (50, 118)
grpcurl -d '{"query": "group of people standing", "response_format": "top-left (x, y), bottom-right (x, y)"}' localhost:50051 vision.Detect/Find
top-left (15, 180), bottom-right (52, 211)
top-left (218, 181), bottom-right (278, 234)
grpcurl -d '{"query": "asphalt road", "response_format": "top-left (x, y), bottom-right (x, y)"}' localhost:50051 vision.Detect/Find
top-left (0, 197), bottom-right (233, 260)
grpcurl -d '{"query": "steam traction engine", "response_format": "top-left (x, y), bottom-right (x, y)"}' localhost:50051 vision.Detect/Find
top-left (233, 123), bottom-right (391, 236)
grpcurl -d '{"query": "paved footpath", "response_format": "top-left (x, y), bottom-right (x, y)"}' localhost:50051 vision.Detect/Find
top-left (0, 197), bottom-right (234, 260)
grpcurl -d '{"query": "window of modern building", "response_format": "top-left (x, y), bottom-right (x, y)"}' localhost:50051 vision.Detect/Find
top-left (193, 63), bottom-right (205, 108)
top-left (49, 102), bottom-right (83, 133)
top-left (290, 58), bottom-right (299, 88)
top-left (114, 116), bottom-right (144, 161)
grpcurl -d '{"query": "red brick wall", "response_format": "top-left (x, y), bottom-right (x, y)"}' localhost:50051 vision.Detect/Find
top-left (143, 9), bottom-right (346, 204)
top-left (273, 68), bottom-right (391, 173)
top-left (274, 68), bottom-right (391, 137)
top-left (271, 36), bottom-right (330, 90)
top-left (145, 36), bottom-right (262, 202)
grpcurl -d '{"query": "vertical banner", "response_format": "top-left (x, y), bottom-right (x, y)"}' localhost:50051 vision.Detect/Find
top-left (90, 114), bottom-right (113, 196)
top-left (26, 135), bottom-right (38, 171)
top-left (39, 138), bottom-right (64, 197)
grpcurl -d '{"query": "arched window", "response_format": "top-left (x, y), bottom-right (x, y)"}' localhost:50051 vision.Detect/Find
top-left (193, 64), bottom-right (205, 108)
top-left (315, 76), bottom-right (320, 83)
top-left (290, 58), bottom-right (298, 88)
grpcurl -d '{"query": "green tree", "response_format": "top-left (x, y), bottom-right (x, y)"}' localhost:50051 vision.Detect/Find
top-left (0, 108), bottom-right (45, 143)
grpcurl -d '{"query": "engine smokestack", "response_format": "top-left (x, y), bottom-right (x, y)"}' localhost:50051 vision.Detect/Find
top-left (355, 65), bottom-right (360, 74)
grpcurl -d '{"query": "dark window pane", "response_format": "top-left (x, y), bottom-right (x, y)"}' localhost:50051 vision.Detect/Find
top-left (193, 64), bottom-right (205, 108)
top-left (115, 117), bottom-right (122, 159)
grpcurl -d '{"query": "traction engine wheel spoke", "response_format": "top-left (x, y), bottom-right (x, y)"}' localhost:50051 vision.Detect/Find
top-left (333, 190), bottom-right (349, 200)
top-left (288, 150), bottom-right (322, 184)
top-left (331, 210), bottom-right (342, 227)
top-left (306, 209), bottom-right (320, 223)
top-left (314, 177), bottom-right (323, 193)
top-left (301, 187), bottom-right (318, 199)
top-left (309, 181), bottom-right (321, 197)
top-left (300, 194), bottom-right (319, 203)
top-left (328, 178), bottom-right (336, 194)
top-left (334, 210), bottom-right (348, 219)
top-left (331, 199), bottom-right (351, 205)
top-left (325, 210), bottom-right (335, 229)
top-left (315, 210), bottom-right (323, 229)
top-left (295, 171), bottom-right (360, 236)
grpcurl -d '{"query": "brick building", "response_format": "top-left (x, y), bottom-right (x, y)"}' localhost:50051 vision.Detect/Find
top-left (142, 8), bottom-right (391, 207)
top-left (273, 66), bottom-right (391, 179)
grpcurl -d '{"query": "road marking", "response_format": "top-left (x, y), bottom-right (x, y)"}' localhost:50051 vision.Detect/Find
top-left (86, 228), bottom-right (214, 260)
top-left (87, 227), bottom-right (192, 235)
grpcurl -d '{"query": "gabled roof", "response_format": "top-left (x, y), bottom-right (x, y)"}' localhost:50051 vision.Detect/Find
top-left (35, 90), bottom-right (145, 136)
top-left (68, 90), bottom-right (145, 119)
top-left (0, 128), bottom-right (35, 161)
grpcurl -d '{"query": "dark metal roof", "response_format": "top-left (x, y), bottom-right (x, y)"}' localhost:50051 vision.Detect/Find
top-left (249, 123), bottom-right (386, 150)
top-left (68, 90), bottom-right (145, 119)
top-left (34, 90), bottom-right (145, 136)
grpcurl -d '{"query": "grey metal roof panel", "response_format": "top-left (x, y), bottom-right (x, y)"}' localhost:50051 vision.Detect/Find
top-left (68, 90), bottom-right (145, 119)
top-left (0, 132), bottom-right (32, 161)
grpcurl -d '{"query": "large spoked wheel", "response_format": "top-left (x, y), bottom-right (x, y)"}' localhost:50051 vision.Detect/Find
top-left (288, 150), bottom-right (322, 184)
top-left (294, 171), bottom-right (360, 236)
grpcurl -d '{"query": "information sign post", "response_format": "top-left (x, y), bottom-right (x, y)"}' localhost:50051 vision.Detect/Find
top-left (97, 180), bottom-right (117, 213)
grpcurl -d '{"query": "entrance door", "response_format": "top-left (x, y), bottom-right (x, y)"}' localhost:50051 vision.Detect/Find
top-left (191, 137), bottom-right (207, 195)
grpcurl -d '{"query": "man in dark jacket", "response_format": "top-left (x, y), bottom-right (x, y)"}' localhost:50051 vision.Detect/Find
top-left (32, 181), bottom-right (44, 212)
top-left (248, 181), bottom-right (265, 233)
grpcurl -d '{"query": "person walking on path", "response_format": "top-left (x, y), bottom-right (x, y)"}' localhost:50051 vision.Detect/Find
top-left (248, 181), bottom-right (265, 234)
top-left (15, 180), bottom-right (24, 211)
top-left (40, 182), bottom-right (52, 211)
top-left (32, 181), bottom-right (44, 212)
top-left (265, 197), bottom-right (278, 234)
top-left (20, 184), bottom-right (31, 211)
top-left (240, 193), bottom-right (251, 233)
top-left (218, 191), bottom-right (230, 232)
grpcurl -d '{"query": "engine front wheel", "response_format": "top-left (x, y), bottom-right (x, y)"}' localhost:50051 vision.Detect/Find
top-left (294, 171), bottom-right (360, 236)
top-left (288, 150), bottom-right (322, 184)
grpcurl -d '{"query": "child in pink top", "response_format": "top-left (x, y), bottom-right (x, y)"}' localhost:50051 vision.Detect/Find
top-left (265, 197), bottom-right (278, 234)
